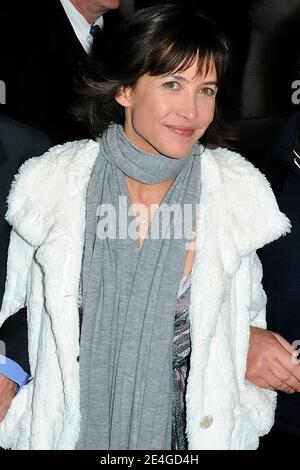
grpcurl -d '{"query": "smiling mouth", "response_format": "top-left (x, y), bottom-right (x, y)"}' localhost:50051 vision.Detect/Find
top-left (165, 125), bottom-right (195, 137)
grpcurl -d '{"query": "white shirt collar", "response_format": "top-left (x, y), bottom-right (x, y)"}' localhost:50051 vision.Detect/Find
top-left (60, 0), bottom-right (104, 54)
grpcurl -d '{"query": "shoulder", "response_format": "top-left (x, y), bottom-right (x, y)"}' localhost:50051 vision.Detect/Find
top-left (201, 146), bottom-right (291, 253)
top-left (6, 139), bottom-right (99, 244)
top-left (202, 145), bottom-right (271, 189)
top-left (0, 114), bottom-right (45, 138)
top-left (8, 138), bottom-right (99, 188)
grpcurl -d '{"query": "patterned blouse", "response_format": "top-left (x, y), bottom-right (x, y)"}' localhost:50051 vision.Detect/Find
top-left (172, 274), bottom-right (191, 450)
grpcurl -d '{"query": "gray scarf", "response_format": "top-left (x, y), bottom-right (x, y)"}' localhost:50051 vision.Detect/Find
top-left (77, 124), bottom-right (201, 450)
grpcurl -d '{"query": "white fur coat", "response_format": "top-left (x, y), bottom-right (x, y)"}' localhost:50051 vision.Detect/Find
top-left (0, 140), bottom-right (290, 449)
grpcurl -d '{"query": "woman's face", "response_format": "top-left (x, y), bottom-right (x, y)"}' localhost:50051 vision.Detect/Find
top-left (115, 58), bottom-right (218, 158)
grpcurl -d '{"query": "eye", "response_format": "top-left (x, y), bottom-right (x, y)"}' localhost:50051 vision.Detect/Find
top-left (162, 81), bottom-right (179, 90)
top-left (199, 87), bottom-right (216, 97)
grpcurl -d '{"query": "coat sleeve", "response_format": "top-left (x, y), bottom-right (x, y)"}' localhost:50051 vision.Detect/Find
top-left (226, 251), bottom-right (276, 447)
top-left (248, 252), bottom-right (268, 329)
top-left (0, 228), bottom-right (35, 326)
top-left (0, 229), bottom-right (33, 377)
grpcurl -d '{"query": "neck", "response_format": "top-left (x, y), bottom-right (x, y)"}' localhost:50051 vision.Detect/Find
top-left (70, 0), bottom-right (105, 24)
top-left (125, 176), bottom-right (175, 206)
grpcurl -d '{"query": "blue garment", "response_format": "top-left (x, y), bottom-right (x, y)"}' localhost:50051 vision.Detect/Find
top-left (0, 354), bottom-right (30, 392)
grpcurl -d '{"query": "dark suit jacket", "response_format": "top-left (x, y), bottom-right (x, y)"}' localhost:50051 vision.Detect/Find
top-left (0, 0), bottom-right (122, 145)
top-left (236, 111), bottom-right (300, 434)
top-left (0, 114), bottom-right (50, 372)
top-left (259, 112), bottom-right (300, 434)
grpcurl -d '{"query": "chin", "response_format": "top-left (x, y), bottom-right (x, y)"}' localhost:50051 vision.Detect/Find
top-left (156, 138), bottom-right (200, 159)
top-left (161, 146), bottom-right (196, 159)
top-left (142, 136), bottom-right (198, 158)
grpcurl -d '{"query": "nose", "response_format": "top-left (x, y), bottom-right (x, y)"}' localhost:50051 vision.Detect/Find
top-left (176, 92), bottom-right (198, 120)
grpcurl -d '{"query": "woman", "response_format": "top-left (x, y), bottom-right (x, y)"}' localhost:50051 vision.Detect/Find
top-left (0, 5), bottom-right (290, 450)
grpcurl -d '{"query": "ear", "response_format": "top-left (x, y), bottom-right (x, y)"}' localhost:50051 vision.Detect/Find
top-left (115, 86), bottom-right (133, 108)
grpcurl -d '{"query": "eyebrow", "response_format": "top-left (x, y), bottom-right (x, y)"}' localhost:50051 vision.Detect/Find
top-left (168, 75), bottom-right (218, 86)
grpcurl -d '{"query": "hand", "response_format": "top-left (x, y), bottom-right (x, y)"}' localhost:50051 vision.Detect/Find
top-left (0, 374), bottom-right (17, 421)
top-left (246, 326), bottom-right (300, 394)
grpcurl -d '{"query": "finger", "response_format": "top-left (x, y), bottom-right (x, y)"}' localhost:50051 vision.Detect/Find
top-left (276, 385), bottom-right (295, 394)
top-left (269, 333), bottom-right (300, 389)
top-left (277, 350), bottom-right (300, 383)
top-left (272, 361), bottom-right (300, 391)
top-left (260, 369), bottom-right (296, 393)
top-left (273, 332), bottom-right (297, 355)
top-left (253, 369), bottom-right (279, 390)
top-left (247, 377), bottom-right (274, 390)
top-left (259, 378), bottom-right (274, 389)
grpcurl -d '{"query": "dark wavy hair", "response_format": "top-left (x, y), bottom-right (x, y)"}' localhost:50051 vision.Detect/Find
top-left (73, 3), bottom-right (234, 149)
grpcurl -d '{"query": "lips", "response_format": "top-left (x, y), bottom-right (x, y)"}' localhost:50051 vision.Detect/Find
top-left (165, 125), bottom-right (195, 137)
